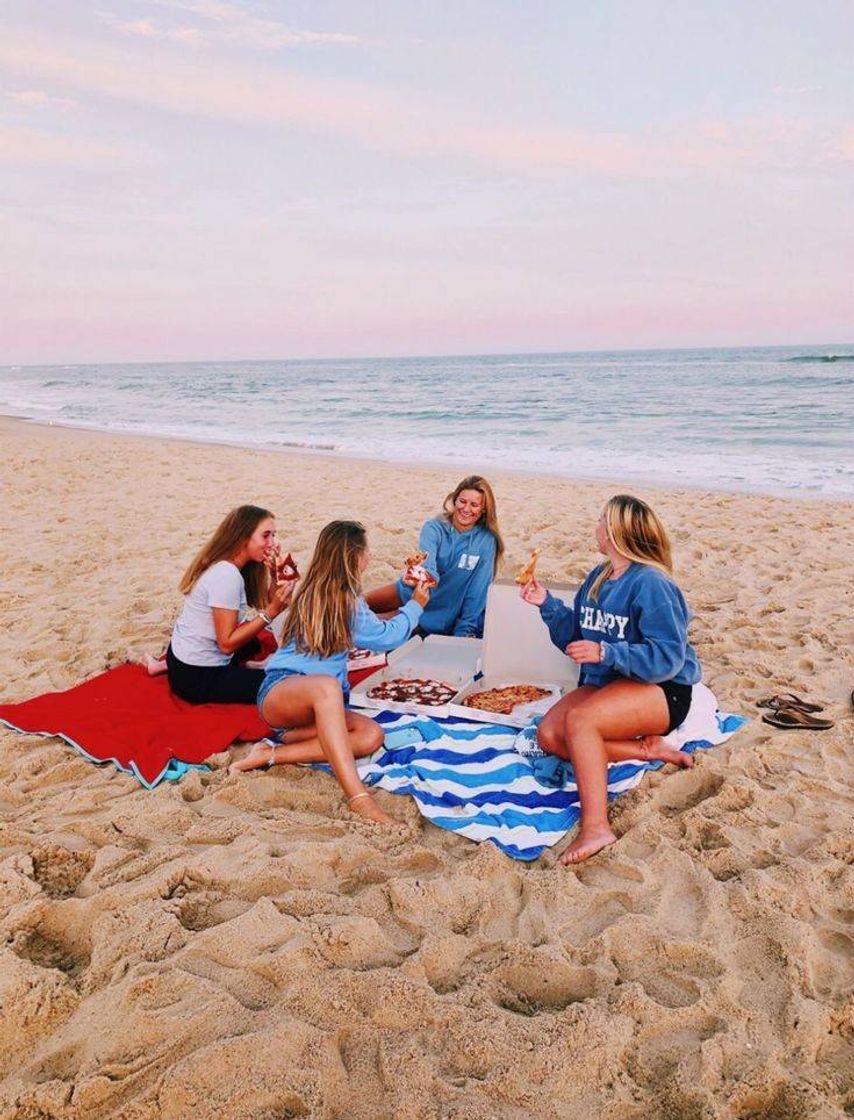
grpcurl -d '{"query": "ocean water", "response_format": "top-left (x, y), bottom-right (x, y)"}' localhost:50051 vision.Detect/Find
top-left (1, 346), bottom-right (852, 498)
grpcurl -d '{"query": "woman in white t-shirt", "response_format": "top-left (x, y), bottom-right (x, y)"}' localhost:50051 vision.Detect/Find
top-left (167, 505), bottom-right (294, 704)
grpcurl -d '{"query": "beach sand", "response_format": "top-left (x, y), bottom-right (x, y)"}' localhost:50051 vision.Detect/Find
top-left (1, 416), bottom-right (852, 1119)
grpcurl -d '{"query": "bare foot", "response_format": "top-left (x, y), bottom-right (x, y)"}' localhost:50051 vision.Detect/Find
top-left (228, 741), bottom-right (276, 775)
top-left (559, 825), bottom-right (618, 865)
top-left (641, 735), bottom-right (695, 768)
top-left (347, 791), bottom-right (396, 825)
top-left (144, 653), bottom-right (168, 677)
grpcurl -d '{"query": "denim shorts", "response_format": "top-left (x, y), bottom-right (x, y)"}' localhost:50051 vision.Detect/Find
top-left (256, 668), bottom-right (300, 720)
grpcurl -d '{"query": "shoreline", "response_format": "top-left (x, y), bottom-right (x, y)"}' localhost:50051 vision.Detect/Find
top-left (3, 412), bottom-right (852, 507)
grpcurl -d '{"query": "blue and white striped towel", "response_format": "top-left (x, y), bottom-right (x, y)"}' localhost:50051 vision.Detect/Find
top-left (348, 685), bottom-right (746, 860)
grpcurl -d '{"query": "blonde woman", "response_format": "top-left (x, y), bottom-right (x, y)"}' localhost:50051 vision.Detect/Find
top-left (521, 495), bottom-right (702, 865)
top-left (366, 475), bottom-right (504, 638)
top-left (167, 505), bottom-right (294, 705)
top-left (231, 520), bottom-right (431, 824)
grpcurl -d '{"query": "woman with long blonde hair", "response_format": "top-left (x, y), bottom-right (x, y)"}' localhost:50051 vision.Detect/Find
top-left (166, 505), bottom-right (294, 704)
top-left (231, 520), bottom-right (431, 824)
top-left (366, 474), bottom-right (504, 638)
top-left (521, 495), bottom-right (702, 865)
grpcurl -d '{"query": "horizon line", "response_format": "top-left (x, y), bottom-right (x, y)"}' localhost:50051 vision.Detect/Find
top-left (5, 339), bottom-right (854, 370)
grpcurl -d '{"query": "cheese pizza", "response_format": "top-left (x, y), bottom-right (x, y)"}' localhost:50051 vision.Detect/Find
top-left (462, 684), bottom-right (552, 715)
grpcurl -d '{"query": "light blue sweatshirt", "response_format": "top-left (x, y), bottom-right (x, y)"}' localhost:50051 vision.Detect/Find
top-left (264, 597), bottom-right (423, 690)
top-left (539, 563), bottom-right (701, 688)
top-left (396, 518), bottom-right (497, 638)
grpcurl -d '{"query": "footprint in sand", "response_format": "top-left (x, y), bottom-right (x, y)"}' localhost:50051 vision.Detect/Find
top-left (491, 957), bottom-right (600, 1016)
top-left (657, 768), bottom-right (725, 814)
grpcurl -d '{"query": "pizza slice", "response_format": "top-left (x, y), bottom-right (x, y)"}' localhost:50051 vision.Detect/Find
top-left (404, 549), bottom-right (438, 588)
top-left (515, 548), bottom-right (540, 585)
top-left (277, 552), bottom-right (300, 581)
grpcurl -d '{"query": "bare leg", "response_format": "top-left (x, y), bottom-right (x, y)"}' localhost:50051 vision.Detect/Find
top-left (232, 712), bottom-right (382, 767)
top-left (604, 736), bottom-right (694, 769)
top-left (544, 681), bottom-right (671, 865)
top-left (230, 675), bottom-right (393, 824)
top-left (540, 693), bottom-right (691, 769)
top-left (364, 583), bottom-right (403, 614)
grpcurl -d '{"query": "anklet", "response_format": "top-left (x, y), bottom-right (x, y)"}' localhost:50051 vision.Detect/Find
top-left (347, 791), bottom-right (373, 804)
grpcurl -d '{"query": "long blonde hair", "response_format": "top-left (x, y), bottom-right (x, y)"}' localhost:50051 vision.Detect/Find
top-left (178, 505), bottom-right (273, 610)
top-left (279, 520), bottom-right (366, 658)
top-left (589, 494), bottom-right (673, 601)
top-left (442, 475), bottom-right (505, 574)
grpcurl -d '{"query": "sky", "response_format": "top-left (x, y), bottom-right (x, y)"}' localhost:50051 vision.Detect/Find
top-left (1, 1), bottom-right (852, 364)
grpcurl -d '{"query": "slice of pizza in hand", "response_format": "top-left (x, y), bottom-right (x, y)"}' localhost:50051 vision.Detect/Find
top-left (515, 548), bottom-right (540, 585)
top-left (277, 552), bottom-right (300, 581)
top-left (404, 549), bottom-right (437, 588)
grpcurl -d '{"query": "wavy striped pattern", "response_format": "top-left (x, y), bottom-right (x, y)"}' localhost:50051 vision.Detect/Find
top-left (350, 710), bottom-right (747, 860)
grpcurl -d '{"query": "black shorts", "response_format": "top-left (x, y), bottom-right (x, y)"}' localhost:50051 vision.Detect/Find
top-left (166, 645), bottom-right (265, 705)
top-left (657, 681), bottom-right (693, 734)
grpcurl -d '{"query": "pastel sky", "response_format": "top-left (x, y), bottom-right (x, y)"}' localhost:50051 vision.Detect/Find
top-left (1, 1), bottom-right (852, 363)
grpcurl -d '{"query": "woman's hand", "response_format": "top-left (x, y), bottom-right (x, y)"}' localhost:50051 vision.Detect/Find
top-left (412, 579), bottom-right (432, 608)
top-left (566, 640), bottom-right (603, 664)
top-left (267, 579), bottom-right (295, 618)
top-left (520, 577), bottom-right (547, 607)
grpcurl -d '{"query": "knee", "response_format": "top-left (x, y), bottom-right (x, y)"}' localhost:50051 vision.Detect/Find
top-left (537, 720), bottom-right (564, 756)
top-left (311, 675), bottom-right (344, 705)
top-left (564, 706), bottom-right (595, 743)
top-left (361, 720), bottom-right (384, 754)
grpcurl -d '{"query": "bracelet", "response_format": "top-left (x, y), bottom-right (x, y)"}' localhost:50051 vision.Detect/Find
top-left (258, 610), bottom-right (273, 627)
top-left (598, 643), bottom-right (605, 663)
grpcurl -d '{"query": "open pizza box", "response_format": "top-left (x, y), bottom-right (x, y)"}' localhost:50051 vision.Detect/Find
top-left (447, 580), bottom-right (580, 728)
top-left (349, 634), bottom-right (482, 718)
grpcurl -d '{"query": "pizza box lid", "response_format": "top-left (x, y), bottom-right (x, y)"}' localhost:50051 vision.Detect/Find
top-left (480, 579), bottom-right (580, 686)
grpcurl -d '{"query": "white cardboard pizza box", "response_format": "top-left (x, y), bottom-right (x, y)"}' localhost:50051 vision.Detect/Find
top-left (348, 634), bottom-right (482, 718)
top-left (447, 580), bottom-right (580, 728)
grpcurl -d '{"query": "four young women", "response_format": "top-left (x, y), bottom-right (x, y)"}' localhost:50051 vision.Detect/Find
top-left (166, 483), bottom-right (702, 860)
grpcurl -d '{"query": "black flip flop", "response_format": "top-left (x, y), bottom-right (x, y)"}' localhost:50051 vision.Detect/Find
top-left (762, 708), bottom-right (834, 731)
top-left (756, 692), bottom-right (824, 713)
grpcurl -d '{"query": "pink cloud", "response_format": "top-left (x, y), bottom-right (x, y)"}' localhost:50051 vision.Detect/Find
top-left (0, 29), bottom-right (850, 178)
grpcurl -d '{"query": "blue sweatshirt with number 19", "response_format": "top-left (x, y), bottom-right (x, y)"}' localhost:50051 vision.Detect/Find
top-left (539, 562), bottom-right (702, 688)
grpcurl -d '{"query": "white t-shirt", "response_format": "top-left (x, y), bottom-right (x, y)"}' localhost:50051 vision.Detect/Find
top-left (170, 560), bottom-right (248, 667)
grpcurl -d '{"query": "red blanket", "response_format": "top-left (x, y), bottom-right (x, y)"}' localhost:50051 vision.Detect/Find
top-left (0, 664), bottom-right (269, 787)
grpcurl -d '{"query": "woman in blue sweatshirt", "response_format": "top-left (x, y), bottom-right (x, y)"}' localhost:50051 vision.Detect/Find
top-left (366, 475), bottom-right (505, 638)
top-left (230, 520), bottom-right (431, 825)
top-left (521, 494), bottom-right (702, 865)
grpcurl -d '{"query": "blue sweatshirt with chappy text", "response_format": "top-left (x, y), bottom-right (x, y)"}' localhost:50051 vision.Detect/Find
top-left (538, 562), bottom-right (701, 688)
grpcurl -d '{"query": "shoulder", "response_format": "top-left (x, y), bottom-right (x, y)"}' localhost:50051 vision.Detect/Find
top-left (631, 564), bottom-right (685, 602)
top-left (202, 560), bottom-right (243, 591)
